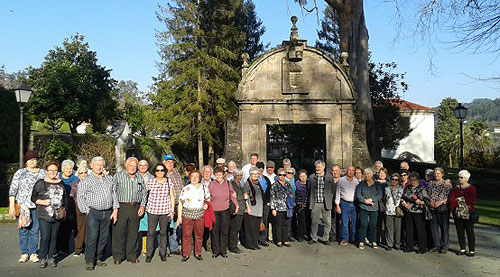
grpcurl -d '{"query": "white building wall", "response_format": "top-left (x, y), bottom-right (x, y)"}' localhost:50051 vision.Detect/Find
top-left (382, 112), bottom-right (435, 163)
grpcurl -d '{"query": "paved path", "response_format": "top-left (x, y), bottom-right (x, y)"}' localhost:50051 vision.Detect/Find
top-left (0, 222), bottom-right (499, 277)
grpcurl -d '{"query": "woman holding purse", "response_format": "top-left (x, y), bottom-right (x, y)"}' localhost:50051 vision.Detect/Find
top-left (384, 173), bottom-right (404, 251)
top-left (450, 170), bottom-right (477, 257)
top-left (31, 161), bottom-right (67, 268)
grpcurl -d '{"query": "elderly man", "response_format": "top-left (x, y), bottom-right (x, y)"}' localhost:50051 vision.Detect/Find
top-left (400, 161), bottom-right (409, 171)
top-left (112, 157), bottom-right (147, 264)
top-left (335, 165), bottom-right (359, 246)
top-left (162, 155), bottom-right (184, 255)
top-left (264, 161), bottom-right (277, 182)
top-left (329, 164), bottom-right (341, 242)
top-left (57, 160), bottom-right (80, 255)
top-left (77, 157), bottom-right (119, 271)
top-left (242, 153), bottom-right (259, 183)
top-left (216, 158), bottom-right (226, 168)
top-left (308, 160), bottom-right (335, 245)
top-left (374, 160), bottom-right (383, 180)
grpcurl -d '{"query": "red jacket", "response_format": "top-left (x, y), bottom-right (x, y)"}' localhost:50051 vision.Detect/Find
top-left (202, 201), bottom-right (216, 231)
top-left (450, 185), bottom-right (476, 212)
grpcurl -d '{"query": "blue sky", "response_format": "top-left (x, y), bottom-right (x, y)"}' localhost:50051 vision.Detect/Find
top-left (1, 0), bottom-right (498, 107)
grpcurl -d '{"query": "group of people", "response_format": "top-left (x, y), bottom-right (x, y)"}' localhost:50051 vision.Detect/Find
top-left (8, 150), bottom-right (478, 271)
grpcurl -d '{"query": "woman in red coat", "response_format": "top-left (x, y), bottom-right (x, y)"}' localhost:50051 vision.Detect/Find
top-left (450, 170), bottom-right (477, 257)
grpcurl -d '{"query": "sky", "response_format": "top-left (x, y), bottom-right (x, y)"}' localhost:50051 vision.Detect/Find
top-left (0, 0), bottom-right (499, 108)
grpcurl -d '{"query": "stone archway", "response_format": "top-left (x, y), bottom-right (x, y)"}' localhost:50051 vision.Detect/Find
top-left (225, 17), bottom-right (370, 168)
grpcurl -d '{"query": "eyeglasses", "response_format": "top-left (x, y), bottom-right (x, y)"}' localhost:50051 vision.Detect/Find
top-left (391, 178), bottom-right (399, 181)
top-left (458, 176), bottom-right (466, 179)
top-left (278, 174), bottom-right (286, 176)
top-left (155, 169), bottom-right (166, 172)
top-left (286, 172), bottom-right (294, 175)
top-left (401, 174), bottom-right (407, 176)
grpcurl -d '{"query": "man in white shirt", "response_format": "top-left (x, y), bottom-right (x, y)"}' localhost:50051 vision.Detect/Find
top-left (241, 153), bottom-right (259, 183)
top-left (263, 161), bottom-right (277, 181)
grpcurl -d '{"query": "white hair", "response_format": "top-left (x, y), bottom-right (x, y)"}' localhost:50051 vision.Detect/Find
top-left (228, 161), bottom-right (237, 168)
top-left (90, 156), bottom-right (105, 165)
top-left (374, 160), bottom-right (383, 167)
top-left (364, 168), bottom-right (374, 175)
top-left (249, 166), bottom-right (259, 175)
top-left (126, 157), bottom-right (139, 165)
top-left (61, 159), bottom-right (75, 169)
top-left (283, 158), bottom-right (291, 164)
top-left (458, 170), bottom-right (471, 179)
top-left (202, 165), bottom-right (213, 174)
top-left (286, 167), bottom-right (296, 174)
top-left (234, 168), bottom-right (243, 176)
top-left (315, 160), bottom-right (325, 167)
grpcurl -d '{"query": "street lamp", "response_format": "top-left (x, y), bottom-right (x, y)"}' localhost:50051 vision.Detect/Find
top-left (15, 84), bottom-right (33, 168)
top-left (453, 103), bottom-right (468, 169)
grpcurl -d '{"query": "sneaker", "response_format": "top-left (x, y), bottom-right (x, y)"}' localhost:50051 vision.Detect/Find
top-left (48, 258), bottom-right (57, 267)
top-left (29, 254), bottom-right (39, 263)
top-left (372, 242), bottom-right (378, 249)
top-left (39, 259), bottom-right (48, 268)
top-left (340, 240), bottom-right (348, 247)
top-left (86, 262), bottom-right (95, 271)
top-left (457, 249), bottom-right (466, 256)
top-left (73, 252), bottom-right (83, 257)
top-left (19, 254), bottom-right (29, 263)
top-left (359, 242), bottom-right (365, 250)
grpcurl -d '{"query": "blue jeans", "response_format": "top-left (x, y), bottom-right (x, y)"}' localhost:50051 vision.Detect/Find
top-left (169, 225), bottom-right (182, 252)
top-left (39, 219), bottom-right (60, 259)
top-left (85, 208), bottom-right (111, 263)
top-left (340, 200), bottom-right (356, 242)
top-left (18, 208), bottom-right (39, 255)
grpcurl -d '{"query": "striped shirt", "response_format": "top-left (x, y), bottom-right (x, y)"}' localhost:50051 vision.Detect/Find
top-left (113, 170), bottom-right (147, 206)
top-left (77, 172), bottom-right (119, 214)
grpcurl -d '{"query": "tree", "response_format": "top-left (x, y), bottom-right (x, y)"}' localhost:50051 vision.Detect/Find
top-left (154, 0), bottom-right (265, 165)
top-left (315, 6), bottom-right (411, 157)
top-left (436, 98), bottom-right (460, 167)
top-left (240, 0), bottom-right (269, 61)
top-left (28, 34), bottom-right (117, 133)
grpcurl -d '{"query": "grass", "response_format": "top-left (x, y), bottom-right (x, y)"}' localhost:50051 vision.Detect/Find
top-left (475, 199), bottom-right (500, 226)
top-left (0, 207), bottom-right (8, 214)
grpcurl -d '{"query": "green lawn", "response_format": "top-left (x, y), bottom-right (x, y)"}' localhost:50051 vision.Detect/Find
top-left (475, 199), bottom-right (500, 226)
top-left (0, 207), bottom-right (8, 214)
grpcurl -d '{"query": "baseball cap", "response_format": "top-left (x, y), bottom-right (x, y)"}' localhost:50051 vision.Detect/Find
top-left (163, 155), bottom-right (175, 161)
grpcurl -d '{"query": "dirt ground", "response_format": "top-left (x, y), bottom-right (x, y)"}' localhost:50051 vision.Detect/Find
top-left (0, 222), bottom-right (499, 277)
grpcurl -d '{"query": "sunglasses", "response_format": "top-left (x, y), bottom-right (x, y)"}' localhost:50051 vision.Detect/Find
top-left (155, 169), bottom-right (166, 172)
top-left (391, 178), bottom-right (399, 181)
top-left (286, 172), bottom-right (294, 175)
top-left (278, 174), bottom-right (286, 176)
top-left (401, 174), bottom-right (407, 176)
top-left (458, 176), bottom-right (466, 179)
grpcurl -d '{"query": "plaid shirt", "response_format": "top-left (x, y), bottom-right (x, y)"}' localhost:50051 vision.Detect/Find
top-left (315, 175), bottom-right (325, 203)
top-left (77, 172), bottom-right (119, 214)
top-left (167, 169), bottom-right (183, 204)
top-left (146, 178), bottom-right (174, 215)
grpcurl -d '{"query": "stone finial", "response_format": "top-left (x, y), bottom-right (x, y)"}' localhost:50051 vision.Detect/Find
top-left (290, 16), bottom-right (299, 42)
top-left (241, 53), bottom-right (249, 68)
top-left (341, 52), bottom-right (349, 69)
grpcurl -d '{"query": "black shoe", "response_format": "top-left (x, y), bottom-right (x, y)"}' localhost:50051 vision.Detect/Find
top-left (212, 254), bottom-right (219, 258)
top-left (181, 256), bottom-right (189, 262)
top-left (404, 248), bottom-right (414, 253)
top-left (439, 248), bottom-right (448, 254)
top-left (467, 251), bottom-right (475, 257)
top-left (297, 238), bottom-right (304, 242)
top-left (172, 249), bottom-right (182, 255)
top-left (85, 262), bottom-right (95, 271)
top-left (96, 260), bottom-right (107, 267)
top-left (247, 246), bottom-right (259, 250)
top-left (48, 258), bottom-right (57, 267)
top-left (221, 253), bottom-right (228, 258)
top-left (308, 240), bottom-right (318, 245)
top-left (229, 248), bottom-right (242, 254)
top-left (145, 256), bottom-right (152, 263)
top-left (160, 254), bottom-right (167, 262)
top-left (259, 241), bottom-right (269, 247)
top-left (457, 249), bottom-right (466, 256)
top-left (394, 246), bottom-right (400, 251)
top-left (321, 240), bottom-right (331, 246)
top-left (39, 259), bottom-right (47, 268)
top-left (429, 247), bottom-right (439, 253)
top-left (288, 237), bottom-right (296, 242)
top-left (195, 255), bottom-right (203, 261)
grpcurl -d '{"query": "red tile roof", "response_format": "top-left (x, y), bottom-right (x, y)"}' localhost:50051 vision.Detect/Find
top-left (392, 100), bottom-right (434, 111)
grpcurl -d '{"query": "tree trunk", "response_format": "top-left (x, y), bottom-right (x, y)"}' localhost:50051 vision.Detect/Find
top-left (197, 72), bottom-right (204, 167)
top-left (208, 144), bottom-right (214, 166)
top-left (332, 0), bottom-right (376, 160)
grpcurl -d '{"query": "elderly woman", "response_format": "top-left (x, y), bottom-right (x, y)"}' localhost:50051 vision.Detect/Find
top-left (145, 163), bottom-right (175, 263)
top-left (384, 173), bottom-right (404, 251)
top-left (244, 167), bottom-right (264, 250)
top-left (226, 161), bottom-right (237, 182)
top-left (256, 161), bottom-right (272, 247)
top-left (427, 167), bottom-right (451, 254)
top-left (271, 168), bottom-right (293, 247)
top-left (228, 169), bottom-right (248, 254)
top-left (57, 159), bottom-right (79, 255)
top-left (70, 166), bottom-right (88, 256)
top-left (177, 170), bottom-right (210, 262)
top-left (295, 170), bottom-right (308, 242)
top-left (376, 167), bottom-right (389, 244)
top-left (31, 161), bottom-right (67, 268)
top-left (356, 168), bottom-right (383, 249)
top-left (401, 172), bottom-right (430, 254)
top-left (355, 167), bottom-right (364, 182)
top-left (8, 150), bottom-right (46, 263)
top-left (208, 166), bottom-right (238, 258)
top-left (450, 170), bottom-right (477, 256)
top-left (285, 167), bottom-right (296, 242)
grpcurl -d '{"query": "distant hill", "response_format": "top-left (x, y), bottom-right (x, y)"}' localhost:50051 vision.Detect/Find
top-left (465, 98), bottom-right (500, 125)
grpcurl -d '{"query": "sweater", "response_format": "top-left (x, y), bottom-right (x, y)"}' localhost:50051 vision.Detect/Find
top-left (208, 180), bottom-right (238, 212)
top-left (31, 179), bottom-right (67, 222)
top-left (450, 185), bottom-right (476, 212)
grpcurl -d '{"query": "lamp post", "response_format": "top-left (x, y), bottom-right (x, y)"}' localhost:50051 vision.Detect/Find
top-left (453, 103), bottom-right (468, 169)
top-left (15, 84), bottom-right (33, 168)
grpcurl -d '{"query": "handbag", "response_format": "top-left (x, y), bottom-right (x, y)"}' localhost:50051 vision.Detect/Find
top-left (469, 212), bottom-right (479, 223)
top-left (378, 199), bottom-right (387, 213)
top-left (14, 203), bottom-right (21, 217)
top-left (424, 205), bottom-right (433, 221)
top-left (395, 206), bottom-right (405, 218)
top-left (228, 181), bottom-right (236, 214)
top-left (435, 203), bottom-right (448, 213)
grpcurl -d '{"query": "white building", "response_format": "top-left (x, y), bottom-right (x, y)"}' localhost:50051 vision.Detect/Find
top-left (381, 100), bottom-right (435, 163)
